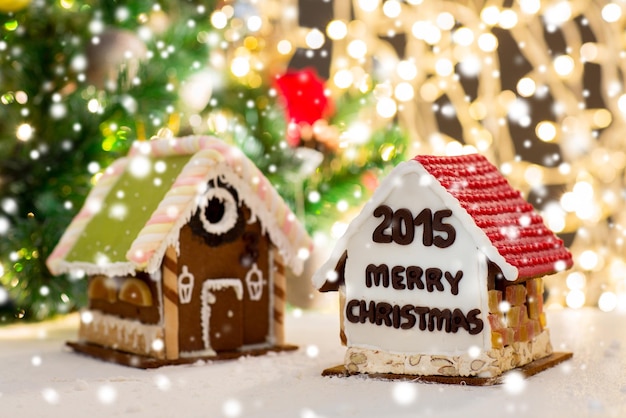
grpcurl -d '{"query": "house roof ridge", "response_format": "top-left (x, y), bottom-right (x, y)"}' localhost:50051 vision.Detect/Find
top-left (47, 135), bottom-right (312, 277)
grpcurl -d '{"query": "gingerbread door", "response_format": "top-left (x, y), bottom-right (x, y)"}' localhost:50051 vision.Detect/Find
top-left (201, 279), bottom-right (244, 352)
top-left (176, 199), bottom-right (272, 353)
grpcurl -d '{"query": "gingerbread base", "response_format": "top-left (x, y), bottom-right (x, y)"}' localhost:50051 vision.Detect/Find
top-left (67, 341), bottom-right (298, 369)
top-left (321, 351), bottom-right (572, 386)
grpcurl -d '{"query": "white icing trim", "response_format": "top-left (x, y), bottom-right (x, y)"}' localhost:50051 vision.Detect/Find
top-left (79, 310), bottom-right (164, 356)
top-left (245, 263), bottom-right (264, 301)
top-left (53, 260), bottom-right (137, 279)
top-left (202, 278), bottom-right (244, 300)
top-left (198, 187), bottom-right (238, 235)
top-left (179, 349), bottom-right (217, 358)
top-left (177, 265), bottom-right (194, 304)
top-left (312, 160), bottom-right (519, 290)
top-left (200, 278), bottom-right (244, 351)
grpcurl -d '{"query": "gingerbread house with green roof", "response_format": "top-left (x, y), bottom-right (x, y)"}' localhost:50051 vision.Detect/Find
top-left (47, 135), bottom-right (312, 367)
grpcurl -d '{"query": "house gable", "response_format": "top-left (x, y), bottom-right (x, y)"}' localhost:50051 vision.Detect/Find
top-left (339, 166), bottom-right (494, 353)
top-left (47, 136), bottom-right (312, 278)
top-left (312, 160), bottom-right (518, 292)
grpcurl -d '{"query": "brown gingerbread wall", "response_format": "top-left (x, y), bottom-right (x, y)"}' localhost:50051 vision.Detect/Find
top-left (176, 205), bottom-right (272, 353)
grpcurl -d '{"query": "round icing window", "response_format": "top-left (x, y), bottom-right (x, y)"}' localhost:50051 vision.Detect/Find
top-left (199, 187), bottom-right (238, 235)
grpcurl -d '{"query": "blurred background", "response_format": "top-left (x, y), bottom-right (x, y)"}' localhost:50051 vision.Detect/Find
top-left (1, 0), bottom-right (625, 323)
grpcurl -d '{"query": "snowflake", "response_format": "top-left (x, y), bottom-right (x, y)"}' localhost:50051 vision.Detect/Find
top-left (41, 388), bottom-right (60, 405)
top-left (305, 345), bottom-right (319, 358)
top-left (502, 370), bottom-right (526, 395)
top-left (222, 398), bottom-right (243, 417)
top-left (0, 216), bottom-right (10, 235)
top-left (97, 384), bottom-right (117, 405)
top-left (391, 382), bottom-right (418, 406)
top-left (128, 155), bottom-right (151, 178)
top-left (154, 374), bottom-right (171, 391)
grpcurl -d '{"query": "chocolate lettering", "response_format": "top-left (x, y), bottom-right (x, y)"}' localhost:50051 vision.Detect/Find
top-left (467, 308), bottom-right (484, 335)
top-left (371, 206), bottom-right (457, 247)
top-left (361, 300), bottom-right (377, 324)
top-left (425, 268), bottom-right (444, 292)
top-left (391, 266), bottom-right (406, 290)
top-left (414, 306), bottom-right (429, 330)
top-left (433, 209), bottom-right (456, 248)
top-left (365, 264), bottom-right (462, 295)
top-left (400, 304), bottom-right (416, 329)
top-left (414, 208), bottom-right (434, 246)
top-left (392, 304), bottom-right (401, 329)
top-left (345, 298), bottom-right (483, 336)
top-left (345, 300), bottom-right (378, 324)
top-left (450, 308), bottom-right (470, 333)
top-left (372, 205), bottom-right (393, 243)
top-left (375, 302), bottom-right (393, 326)
top-left (406, 266), bottom-right (424, 290)
top-left (346, 299), bottom-right (361, 323)
top-left (365, 264), bottom-right (390, 288)
top-left (444, 271), bottom-right (463, 295)
top-left (428, 308), bottom-right (452, 332)
top-left (392, 208), bottom-right (415, 245)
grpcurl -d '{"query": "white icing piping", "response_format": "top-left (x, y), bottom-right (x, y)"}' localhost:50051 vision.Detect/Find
top-left (81, 310), bottom-right (163, 355)
top-left (202, 278), bottom-right (244, 300)
top-left (200, 278), bottom-right (244, 351)
top-left (198, 187), bottom-right (238, 234)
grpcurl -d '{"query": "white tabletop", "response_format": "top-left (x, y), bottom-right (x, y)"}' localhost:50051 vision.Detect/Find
top-left (0, 308), bottom-right (624, 418)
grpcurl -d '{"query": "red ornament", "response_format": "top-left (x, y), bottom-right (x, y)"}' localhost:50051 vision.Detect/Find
top-left (276, 68), bottom-right (333, 146)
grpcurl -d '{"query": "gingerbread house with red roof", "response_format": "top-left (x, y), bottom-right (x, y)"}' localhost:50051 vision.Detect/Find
top-left (313, 154), bottom-right (573, 380)
top-left (48, 135), bottom-right (312, 368)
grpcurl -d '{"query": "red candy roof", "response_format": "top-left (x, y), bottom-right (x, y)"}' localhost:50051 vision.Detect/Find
top-left (414, 154), bottom-right (573, 280)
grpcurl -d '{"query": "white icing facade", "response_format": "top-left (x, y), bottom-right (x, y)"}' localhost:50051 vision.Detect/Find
top-left (313, 156), bottom-right (573, 377)
top-left (342, 169), bottom-right (490, 355)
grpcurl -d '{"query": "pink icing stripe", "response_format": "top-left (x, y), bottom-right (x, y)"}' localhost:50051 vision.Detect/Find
top-left (256, 177), bottom-right (268, 201)
top-left (49, 244), bottom-right (71, 259)
top-left (145, 213), bottom-right (179, 225)
top-left (282, 216), bottom-right (293, 235)
top-left (172, 175), bottom-right (205, 188)
top-left (73, 210), bottom-right (95, 220)
top-left (129, 251), bottom-right (152, 264)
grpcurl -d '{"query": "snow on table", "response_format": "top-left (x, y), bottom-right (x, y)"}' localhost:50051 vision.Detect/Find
top-left (0, 308), bottom-right (625, 418)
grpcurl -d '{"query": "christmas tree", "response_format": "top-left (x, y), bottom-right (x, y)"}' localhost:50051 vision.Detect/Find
top-left (0, 0), bottom-right (222, 322)
top-left (0, 0), bottom-right (407, 322)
